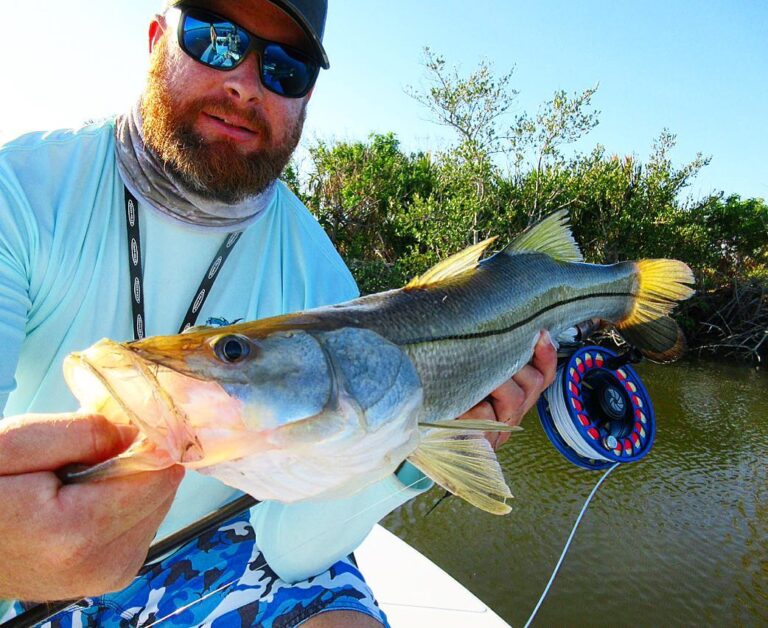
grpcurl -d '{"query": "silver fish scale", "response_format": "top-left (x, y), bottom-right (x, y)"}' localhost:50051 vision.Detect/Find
top-left (313, 253), bottom-right (638, 424)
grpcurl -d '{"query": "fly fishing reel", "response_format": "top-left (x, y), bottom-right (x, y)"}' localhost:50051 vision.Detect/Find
top-left (537, 340), bottom-right (655, 470)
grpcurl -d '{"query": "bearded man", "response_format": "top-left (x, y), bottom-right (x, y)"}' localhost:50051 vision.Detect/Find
top-left (0, 1), bottom-right (556, 625)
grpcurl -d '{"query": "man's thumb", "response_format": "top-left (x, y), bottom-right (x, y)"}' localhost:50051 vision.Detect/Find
top-left (0, 414), bottom-right (136, 475)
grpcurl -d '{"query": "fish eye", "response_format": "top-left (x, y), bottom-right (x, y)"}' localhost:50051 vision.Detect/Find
top-left (213, 335), bottom-right (251, 363)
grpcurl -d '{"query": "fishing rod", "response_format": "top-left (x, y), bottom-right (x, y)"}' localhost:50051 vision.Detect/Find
top-left (3, 495), bottom-right (259, 627)
top-left (7, 470), bottom-right (438, 627)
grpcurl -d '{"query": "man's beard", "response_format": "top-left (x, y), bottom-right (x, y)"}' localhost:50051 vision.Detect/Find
top-left (141, 36), bottom-right (305, 204)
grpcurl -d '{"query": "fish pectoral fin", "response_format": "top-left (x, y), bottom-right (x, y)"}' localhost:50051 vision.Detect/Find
top-left (181, 324), bottom-right (215, 334)
top-left (616, 315), bottom-right (687, 363)
top-left (419, 419), bottom-right (523, 433)
top-left (57, 438), bottom-right (176, 484)
top-left (502, 209), bottom-right (583, 262)
top-left (407, 428), bottom-right (513, 515)
top-left (405, 237), bottom-right (497, 290)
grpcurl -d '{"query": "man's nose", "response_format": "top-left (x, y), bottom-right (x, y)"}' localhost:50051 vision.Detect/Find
top-left (222, 51), bottom-right (265, 103)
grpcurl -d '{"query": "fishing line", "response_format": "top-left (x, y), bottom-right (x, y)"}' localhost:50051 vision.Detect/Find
top-left (544, 369), bottom-right (611, 461)
top-left (15, 345), bottom-right (656, 626)
top-left (522, 462), bottom-right (620, 628)
top-left (521, 344), bottom-right (655, 626)
top-left (145, 346), bottom-right (655, 626)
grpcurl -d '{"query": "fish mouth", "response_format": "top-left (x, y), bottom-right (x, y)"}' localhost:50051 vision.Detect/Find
top-left (63, 339), bottom-right (205, 463)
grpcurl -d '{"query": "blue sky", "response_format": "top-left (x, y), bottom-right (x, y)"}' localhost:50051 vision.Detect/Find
top-left (2, 1), bottom-right (766, 201)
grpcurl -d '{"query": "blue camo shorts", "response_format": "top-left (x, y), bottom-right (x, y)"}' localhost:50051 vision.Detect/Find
top-left (5, 511), bottom-right (389, 627)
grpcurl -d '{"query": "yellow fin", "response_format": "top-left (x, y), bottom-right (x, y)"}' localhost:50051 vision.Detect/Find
top-left (503, 209), bottom-right (583, 262)
top-left (420, 419), bottom-right (523, 433)
top-left (617, 316), bottom-right (687, 363)
top-left (618, 259), bottom-right (694, 325)
top-left (407, 428), bottom-right (512, 515)
top-left (181, 324), bottom-right (214, 334)
top-left (616, 259), bottom-right (695, 361)
top-left (405, 237), bottom-right (497, 289)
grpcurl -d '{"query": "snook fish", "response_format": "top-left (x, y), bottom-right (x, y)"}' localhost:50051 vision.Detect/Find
top-left (63, 211), bottom-right (694, 514)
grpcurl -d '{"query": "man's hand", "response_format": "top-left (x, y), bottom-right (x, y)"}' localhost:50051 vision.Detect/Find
top-left (459, 330), bottom-right (558, 449)
top-left (0, 413), bottom-right (184, 601)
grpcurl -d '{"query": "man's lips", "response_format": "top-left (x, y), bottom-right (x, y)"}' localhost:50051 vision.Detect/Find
top-left (199, 111), bottom-right (261, 141)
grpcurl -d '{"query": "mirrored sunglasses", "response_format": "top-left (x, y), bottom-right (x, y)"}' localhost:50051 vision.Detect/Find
top-left (176, 6), bottom-right (320, 98)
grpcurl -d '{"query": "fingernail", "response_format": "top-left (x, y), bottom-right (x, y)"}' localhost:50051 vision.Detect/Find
top-left (541, 329), bottom-right (559, 350)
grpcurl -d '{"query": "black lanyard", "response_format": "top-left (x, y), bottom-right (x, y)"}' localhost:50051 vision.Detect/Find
top-left (124, 187), bottom-right (243, 340)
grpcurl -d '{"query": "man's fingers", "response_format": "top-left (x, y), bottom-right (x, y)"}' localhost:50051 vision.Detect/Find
top-left (0, 414), bottom-right (137, 476)
top-left (78, 492), bottom-right (179, 596)
top-left (0, 465), bottom-right (182, 600)
top-left (458, 401), bottom-right (501, 449)
top-left (510, 365), bottom-right (546, 417)
top-left (486, 379), bottom-right (526, 427)
top-left (532, 330), bottom-right (558, 388)
top-left (58, 465), bottom-right (184, 536)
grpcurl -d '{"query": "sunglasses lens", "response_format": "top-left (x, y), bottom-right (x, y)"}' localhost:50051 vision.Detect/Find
top-left (179, 9), bottom-right (318, 98)
top-left (182, 10), bottom-right (250, 70)
top-left (261, 44), bottom-right (317, 97)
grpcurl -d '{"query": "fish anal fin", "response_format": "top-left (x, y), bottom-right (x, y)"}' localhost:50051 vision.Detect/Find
top-left (407, 428), bottom-right (512, 515)
top-left (503, 209), bottom-right (583, 262)
top-left (616, 316), bottom-right (687, 363)
top-left (405, 237), bottom-right (497, 290)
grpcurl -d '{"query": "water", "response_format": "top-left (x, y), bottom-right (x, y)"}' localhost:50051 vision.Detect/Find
top-left (383, 361), bottom-right (768, 626)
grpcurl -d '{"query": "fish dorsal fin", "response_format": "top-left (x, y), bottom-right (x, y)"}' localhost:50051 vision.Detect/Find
top-left (407, 424), bottom-right (513, 515)
top-left (405, 237), bottom-right (497, 290)
top-left (504, 210), bottom-right (583, 262)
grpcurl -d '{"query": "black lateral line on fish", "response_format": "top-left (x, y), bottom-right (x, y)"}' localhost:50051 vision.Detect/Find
top-left (404, 291), bottom-right (636, 345)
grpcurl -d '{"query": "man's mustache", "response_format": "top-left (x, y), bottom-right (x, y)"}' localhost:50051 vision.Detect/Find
top-left (191, 98), bottom-right (272, 141)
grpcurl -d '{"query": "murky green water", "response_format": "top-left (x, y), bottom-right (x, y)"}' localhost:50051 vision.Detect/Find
top-left (384, 361), bottom-right (768, 626)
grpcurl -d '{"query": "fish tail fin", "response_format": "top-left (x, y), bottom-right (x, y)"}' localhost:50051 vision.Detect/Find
top-left (407, 421), bottom-right (515, 515)
top-left (616, 259), bottom-right (695, 362)
top-left (58, 438), bottom-right (176, 483)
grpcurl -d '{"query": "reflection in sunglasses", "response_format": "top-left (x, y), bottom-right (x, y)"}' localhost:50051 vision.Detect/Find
top-left (201, 24), bottom-right (244, 68)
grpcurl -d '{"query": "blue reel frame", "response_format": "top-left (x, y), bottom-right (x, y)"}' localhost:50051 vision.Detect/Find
top-left (537, 345), bottom-right (656, 470)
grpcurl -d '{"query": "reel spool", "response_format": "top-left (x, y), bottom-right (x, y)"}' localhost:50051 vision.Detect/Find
top-left (537, 345), bottom-right (655, 470)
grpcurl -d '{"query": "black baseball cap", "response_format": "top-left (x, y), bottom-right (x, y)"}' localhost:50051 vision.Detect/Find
top-left (164, 0), bottom-right (330, 69)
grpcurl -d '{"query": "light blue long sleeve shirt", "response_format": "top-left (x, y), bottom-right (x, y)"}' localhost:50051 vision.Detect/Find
top-left (0, 120), bottom-right (428, 585)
